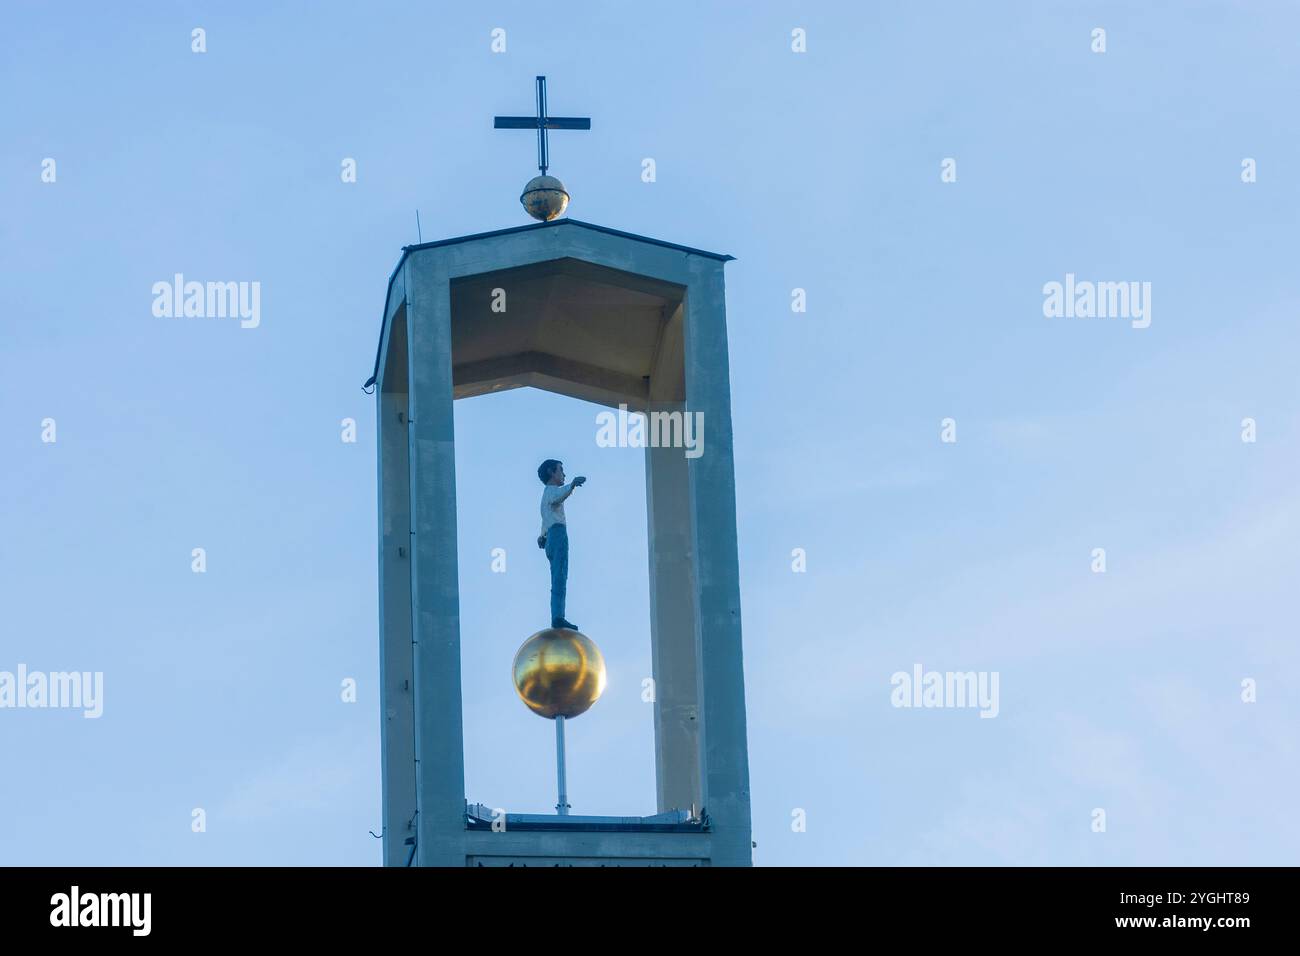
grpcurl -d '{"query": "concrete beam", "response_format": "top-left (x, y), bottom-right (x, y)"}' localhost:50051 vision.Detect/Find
top-left (453, 350), bottom-right (649, 409)
top-left (646, 435), bottom-right (702, 814)
top-left (463, 827), bottom-right (710, 865)
top-left (647, 302), bottom-right (686, 404)
top-left (405, 253), bottom-right (468, 866)
top-left (376, 383), bottom-right (417, 865)
top-left (683, 260), bottom-right (752, 866)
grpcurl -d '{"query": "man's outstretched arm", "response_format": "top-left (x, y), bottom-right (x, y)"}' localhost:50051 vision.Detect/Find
top-left (552, 476), bottom-right (586, 505)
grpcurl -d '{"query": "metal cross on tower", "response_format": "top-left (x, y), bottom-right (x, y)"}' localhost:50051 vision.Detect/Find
top-left (494, 76), bottom-right (591, 176)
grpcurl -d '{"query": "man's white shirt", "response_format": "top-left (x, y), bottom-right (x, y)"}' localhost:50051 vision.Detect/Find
top-left (540, 482), bottom-right (572, 536)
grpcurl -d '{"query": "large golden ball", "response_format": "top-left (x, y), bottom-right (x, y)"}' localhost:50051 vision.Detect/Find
top-left (512, 628), bottom-right (606, 719)
top-left (520, 175), bottom-right (569, 221)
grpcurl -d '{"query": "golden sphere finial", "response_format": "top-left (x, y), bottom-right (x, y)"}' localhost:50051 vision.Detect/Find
top-left (512, 628), bottom-right (606, 719)
top-left (520, 175), bottom-right (570, 221)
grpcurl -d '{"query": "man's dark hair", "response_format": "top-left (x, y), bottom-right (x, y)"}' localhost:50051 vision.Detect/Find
top-left (537, 459), bottom-right (562, 484)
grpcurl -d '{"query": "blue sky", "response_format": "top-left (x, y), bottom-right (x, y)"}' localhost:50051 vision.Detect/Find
top-left (2, 1), bottom-right (1297, 865)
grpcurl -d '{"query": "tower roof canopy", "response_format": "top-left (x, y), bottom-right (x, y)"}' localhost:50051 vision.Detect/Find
top-left (367, 219), bottom-right (733, 407)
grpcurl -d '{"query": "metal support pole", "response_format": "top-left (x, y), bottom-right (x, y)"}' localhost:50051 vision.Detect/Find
top-left (555, 715), bottom-right (570, 815)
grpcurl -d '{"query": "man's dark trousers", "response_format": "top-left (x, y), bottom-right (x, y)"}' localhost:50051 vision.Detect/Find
top-left (544, 522), bottom-right (568, 623)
